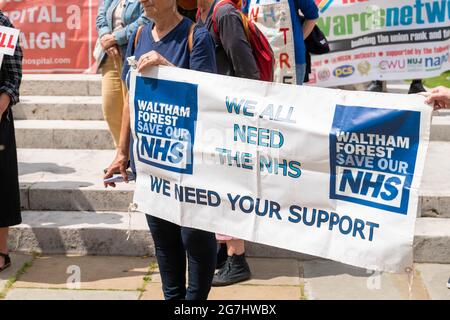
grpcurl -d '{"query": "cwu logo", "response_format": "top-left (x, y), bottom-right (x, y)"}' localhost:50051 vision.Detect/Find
top-left (329, 105), bottom-right (420, 215)
top-left (134, 76), bottom-right (198, 174)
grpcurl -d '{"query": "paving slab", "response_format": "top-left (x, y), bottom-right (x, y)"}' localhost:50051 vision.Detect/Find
top-left (241, 258), bottom-right (301, 286)
top-left (5, 288), bottom-right (140, 300)
top-left (302, 260), bottom-right (430, 300)
top-left (415, 264), bottom-right (450, 300)
top-left (150, 258), bottom-right (302, 286)
top-left (140, 283), bottom-right (302, 300)
top-left (13, 255), bottom-right (151, 291)
top-left (15, 120), bottom-right (114, 149)
top-left (0, 253), bottom-right (34, 293)
top-left (14, 96), bottom-right (103, 121)
top-left (140, 283), bottom-right (164, 300)
top-left (208, 285), bottom-right (302, 300)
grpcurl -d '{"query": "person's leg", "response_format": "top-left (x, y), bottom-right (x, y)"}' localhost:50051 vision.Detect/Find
top-left (145, 215), bottom-right (186, 300)
top-left (101, 56), bottom-right (125, 147)
top-left (216, 241), bottom-right (228, 269)
top-left (0, 227), bottom-right (8, 267)
top-left (408, 79), bottom-right (426, 94)
top-left (366, 80), bottom-right (385, 92)
top-left (226, 239), bottom-right (245, 255)
top-left (182, 227), bottom-right (216, 300)
top-left (295, 64), bottom-right (307, 86)
top-left (212, 238), bottom-right (251, 286)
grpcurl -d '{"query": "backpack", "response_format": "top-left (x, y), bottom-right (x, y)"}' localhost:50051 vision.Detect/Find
top-left (212, 0), bottom-right (274, 82)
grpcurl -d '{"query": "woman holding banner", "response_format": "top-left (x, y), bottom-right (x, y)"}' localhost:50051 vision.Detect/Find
top-left (96, 0), bottom-right (150, 147)
top-left (104, 0), bottom-right (218, 300)
top-left (0, 12), bottom-right (23, 273)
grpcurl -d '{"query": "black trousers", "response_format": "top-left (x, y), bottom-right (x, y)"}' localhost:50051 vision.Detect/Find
top-left (146, 214), bottom-right (217, 300)
top-left (0, 108), bottom-right (21, 228)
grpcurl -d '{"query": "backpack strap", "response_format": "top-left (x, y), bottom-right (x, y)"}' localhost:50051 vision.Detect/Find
top-left (133, 25), bottom-right (144, 53)
top-left (187, 23), bottom-right (196, 53)
top-left (212, 0), bottom-right (250, 41)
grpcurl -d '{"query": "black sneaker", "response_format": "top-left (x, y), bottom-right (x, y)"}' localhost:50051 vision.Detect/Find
top-left (447, 277), bottom-right (450, 289)
top-left (366, 80), bottom-right (384, 92)
top-left (216, 243), bottom-right (228, 270)
top-left (212, 253), bottom-right (251, 287)
top-left (408, 79), bottom-right (427, 94)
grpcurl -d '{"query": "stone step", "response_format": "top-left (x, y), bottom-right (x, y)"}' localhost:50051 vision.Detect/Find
top-left (436, 109), bottom-right (450, 117)
top-left (14, 96), bottom-right (103, 121)
top-left (15, 120), bottom-right (114, 150)
top-left (18, 149), bottom-right (132, 212)
top-left (430, 116), bottom-right (450, 141)
top-left (13, 115), bottom-right (450, 152)
top-left (12, 97), bottom-right (449, 126)
top-left (9, 211), bottom-right (450, 263)
top-left (13, 96), bottom-right (449, 122)
top-left (21, 74), bottom-right (101, 96)
top-left (17, 144), bottom-right (450, 217)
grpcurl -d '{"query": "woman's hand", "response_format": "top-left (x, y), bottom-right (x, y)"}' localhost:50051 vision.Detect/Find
top-left (106, 45), bottom-right (121, 58)
top-left (101, 34), bottom-right (117, 50)
top-left (137, 50), bottom-right (174, 72)
top-left (426, 86), bottom-right (450, 110)
top-left (103, 150), bottom-right (129, 188)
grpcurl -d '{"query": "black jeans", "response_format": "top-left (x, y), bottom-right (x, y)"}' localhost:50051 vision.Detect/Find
top-left (146, 214), bottom-right (217, 300)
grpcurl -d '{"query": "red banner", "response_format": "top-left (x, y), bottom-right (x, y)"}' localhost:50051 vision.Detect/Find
top-left (1, 0), bottom-right (98, 73)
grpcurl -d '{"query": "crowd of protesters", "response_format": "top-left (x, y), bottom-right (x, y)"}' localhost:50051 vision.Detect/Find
top-left (0, 0), bottom-right (449, 299)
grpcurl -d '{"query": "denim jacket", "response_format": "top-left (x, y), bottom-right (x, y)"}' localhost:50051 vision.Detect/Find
top-left (96, 0), bottom-right (150, 67)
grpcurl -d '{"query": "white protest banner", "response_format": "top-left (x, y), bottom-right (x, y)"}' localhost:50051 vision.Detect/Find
top-left (129, 66), bottom-right (431, 273)
top-left (308, 0), bottom-right (450, 86)
top-left (0, 25), bottom-right (19, 56)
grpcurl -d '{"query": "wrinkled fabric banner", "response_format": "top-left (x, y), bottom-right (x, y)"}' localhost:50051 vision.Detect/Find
top-left (1, 0), bottom-right (97, 73)
top-left (130, 66), bottom-right (431, 273)
top-left (309, 0), bottom-right (450, 86)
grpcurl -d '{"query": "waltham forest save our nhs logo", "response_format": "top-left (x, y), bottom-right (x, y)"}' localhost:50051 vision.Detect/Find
top-left (329, 105), bottom-right (420, 215)
top-left (134, 76), bottom-right (198, 174)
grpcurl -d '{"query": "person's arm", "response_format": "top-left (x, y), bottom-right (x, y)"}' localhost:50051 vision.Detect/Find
top-left (104, 29), bottom-right (137, 187)
top-left (96, 0), bottom-right (112, 38)
top-left (426, 86), bottom-right (450, 110)
top-left (103, 91), bottom-right (131, 187)
top-left (113, 6), bottom-right (150, 47)
top-left (0, 17), bottom-right (23, 119)
top-left (296, 0), bottom-right (319, 39)
top-left (190, 26), bottom-right (217, 74)
top-left (302, 18), bottom-right (318, 39)
top-left (217, 7), bottom-right (260, 80)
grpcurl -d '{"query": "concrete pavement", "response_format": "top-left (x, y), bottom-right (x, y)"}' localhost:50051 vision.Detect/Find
top-left (1, 254), bottom-right (449, 300)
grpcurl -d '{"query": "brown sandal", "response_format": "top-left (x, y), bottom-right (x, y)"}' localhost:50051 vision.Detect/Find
top-left (0, 253), bottom-right (11, 272)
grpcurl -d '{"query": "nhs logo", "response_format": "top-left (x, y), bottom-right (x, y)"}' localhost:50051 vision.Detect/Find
top-left (329, 105), bottom-right (420, 215)
top-left (134, 77), bottom-right (198, 174)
